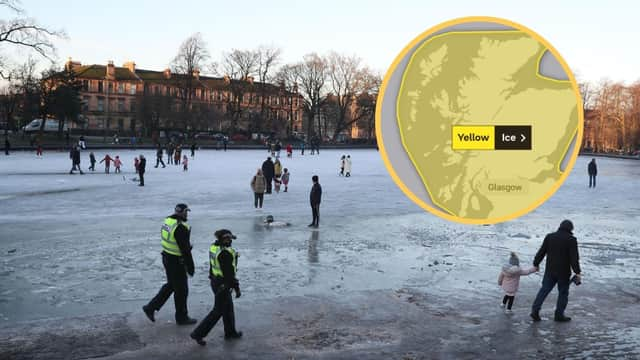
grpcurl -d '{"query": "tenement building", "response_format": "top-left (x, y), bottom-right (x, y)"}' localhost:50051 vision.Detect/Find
top-left (65, 58), bottom-right (305, 136)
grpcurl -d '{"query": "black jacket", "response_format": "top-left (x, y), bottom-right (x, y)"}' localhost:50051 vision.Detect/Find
top-left (310, 182), bottom-right (322, 205)
top-left (138, 157), bottom-right (146, 173)
top-left (588, 161), bottom-right (597, 175)
top-left (156, 147), bottom-right (163, 157)
top-left (262, 159), bottom-right (275, 179)
top-left (71, 149), bottom-right (81, 164)
top-left (210, 242), bottom-right (239, 290)
top-left (164, 214), bottom-right (195, 275)
top-left (89, 153), bottom-right (96, 163)
top-left (533, 228), bottom-right (581, 279)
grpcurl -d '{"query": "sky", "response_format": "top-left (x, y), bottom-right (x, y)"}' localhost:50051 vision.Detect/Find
top-left (2, 0), bottom-right (638, 84)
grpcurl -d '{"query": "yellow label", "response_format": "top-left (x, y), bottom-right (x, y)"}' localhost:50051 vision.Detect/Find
top-left (451, 125), bottom-right (495, 150)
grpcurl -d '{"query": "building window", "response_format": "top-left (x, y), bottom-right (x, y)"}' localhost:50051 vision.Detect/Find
top-left (130, 100), bottom-right (136, 113)
top-left (117, 98), bottom-right (125, 112)
top-left (82, 80), bottom-right (89, 92)
top-left (166, 86), bottom-right (171, 96)
top-left (97, 98), bottom-right (104, 112)
top-left (98, 81), bottom-right (103, 93)
top-left (118, 118), bottom-right (124, 130)
top-left (118, 83), bottom-right (124, 94)
top-left (82, 96), bottom-right (89, 111)
top-left (108, 82), bottom-right (113, 93)
top-left (154, 86), bottom-right (160, 96)
top-left (130, 84), bottom-right (137, 95)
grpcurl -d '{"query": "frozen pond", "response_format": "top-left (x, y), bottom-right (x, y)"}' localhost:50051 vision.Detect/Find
top-left (0, 149), bottom-right (639, 358)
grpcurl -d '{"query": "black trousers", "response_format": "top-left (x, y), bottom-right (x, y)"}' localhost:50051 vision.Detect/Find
top-left (146, 253), bottom-right (189, 321)
top-left (502, 295), bottom-right (515, 310)
top-left (155, 156), bottom-right (165, 167)
top-left (192, 279), bottom-right (237, 338)
top-left (139, 171), bottom-right (145, 186)
top-left (265, 178), bottom-right (273, 194)
top-left (254, 193), bottom-right (264, 208)
top-left (589, 174), bottom-right (596, 188)
top-left (311, 203), bottom-right (320, 226)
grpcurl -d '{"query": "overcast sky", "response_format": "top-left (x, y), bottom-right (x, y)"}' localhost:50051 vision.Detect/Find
top-left (4, 0), bottom-right (637, 84)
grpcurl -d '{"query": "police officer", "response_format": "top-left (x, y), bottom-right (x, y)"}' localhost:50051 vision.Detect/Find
top-left (190, 229), bottom-right (242, 345)
top-left (143, 204), bottom-right (197, 325)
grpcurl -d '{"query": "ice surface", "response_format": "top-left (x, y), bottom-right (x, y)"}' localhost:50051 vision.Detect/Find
top-left (0, 149), bottom-right (639, 325)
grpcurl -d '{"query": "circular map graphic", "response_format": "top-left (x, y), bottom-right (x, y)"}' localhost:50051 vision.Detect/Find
top-left (376, 17), bottom-right (583, 224)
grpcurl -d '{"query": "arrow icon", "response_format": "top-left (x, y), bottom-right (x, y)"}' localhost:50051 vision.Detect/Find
top-left (521, 134), bottom-right (526, 142)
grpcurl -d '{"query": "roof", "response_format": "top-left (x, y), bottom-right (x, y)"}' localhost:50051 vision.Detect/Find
top-left (73, 65), bottom-right (141, 81)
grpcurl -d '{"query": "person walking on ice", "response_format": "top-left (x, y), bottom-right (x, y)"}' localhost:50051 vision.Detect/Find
top-left (530, 219), bottom-right (582, 322)
top-left (113, 155), bottom-right (122, 174)
top-left (345, 155), bottom-right (352, 177)
top-left (100, 154), bottom-right (113, 174)
top-left (143, 204), bottom-right (197, 325)
top-left (498, 252), bottom-right (537, 313)
top-left (309, 175), bottom-right (322, 228)
top-left (281, 168), bottom-right (290, 192)
top-left (251, 169), bottom-right (266, 209)
top-left (588, 158), bottom-right (597, 188)
top-left (190, 229), bottom-right (243, 345)
top-left (339, 155), bottom-right (345, 176)
top-left (182, 155), bottom-right (188, 171)
top-left (89, 152), bottom-right (96, 171)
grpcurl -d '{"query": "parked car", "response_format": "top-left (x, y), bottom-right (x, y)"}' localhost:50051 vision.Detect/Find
top-left (22, 119), bottom-right (68, 133)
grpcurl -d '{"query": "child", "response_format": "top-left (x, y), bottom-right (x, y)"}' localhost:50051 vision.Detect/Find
top-left (345, 155), bottom-right (352, 177)
top-left (339, 155), bottom-right (346, 176)
top-left (100, 154), bottom-right (113, 174)
top-left (182, 155), bottom-right (188, 171)
top-left (113, 155), bottom-right (122, 174)
top-left (274, 175), bottom-right (281, 193)
top-left (498, 252), bottom-right (537, 313)
top-left (286, 143), bottom-right (293, 158)
top-left (281, 168), bottom-right (290, 192)
top-left (89, 152), bottom-right (96, 171)
top-left (134, 156), bottom-right (140, 174)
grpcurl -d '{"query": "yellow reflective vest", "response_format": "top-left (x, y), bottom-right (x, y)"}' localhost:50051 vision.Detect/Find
top-left (209, 244), bottom-right (237, 277)
top-left (161, 217), bottom-right (190, 256)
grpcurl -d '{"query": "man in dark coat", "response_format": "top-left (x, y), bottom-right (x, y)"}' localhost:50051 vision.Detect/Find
top-left (143, 203), bottom-right (197, 325)
top-left (588, 158), bottom-right (597, 188)
top-left (155, 144), bottom-right (166, 168)
top-left (69, 146), bottom-right (83, 174)
top-left (308, 175), bottom-right (322, 228)
top-left (530, 219), bottom-right (582, 322)
top-left (4, 137), bottom-right (10, 155)
top-left (261, 157), bottom-right (275, 194)
top-left (138, 154), bottom-right (146, 186)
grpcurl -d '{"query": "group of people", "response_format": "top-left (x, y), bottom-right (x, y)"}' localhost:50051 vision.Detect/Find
top-left (266, 140), bottom-right (294, 159)
top-left (82, 151), bottom-right (147, 185)
top-left (142, 204), bottom-right (243, 346)
top-left (156, 143), bottom-right (196, 169)
top-left (339, 155), bottom-right (352, 177)
top-left (251, 157), bottom-right (291, 209)
top-left (497, 219), bottom-right (582, 322)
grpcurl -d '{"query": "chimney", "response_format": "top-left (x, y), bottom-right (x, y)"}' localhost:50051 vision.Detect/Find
top-left (106, 60), bottom-right (115, 79)
top-left (192, 69), bottom-right (200, 80)
top-left (65, 57), bottom-right (81, 72)
top-left (223, 75), bottom-right (230, 84)
top-left (123, 61), bottom-right (136, 73)
top-left (246, 76), bottom-right (254, 84)
top-left (163, 68), bottom-right (171, 79)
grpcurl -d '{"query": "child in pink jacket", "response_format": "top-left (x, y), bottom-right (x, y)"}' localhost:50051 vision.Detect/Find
top-left (498, 252), bottom-right (537, 313)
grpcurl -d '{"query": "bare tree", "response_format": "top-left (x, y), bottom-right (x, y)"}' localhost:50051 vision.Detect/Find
top-left (275, 63), bottom-right (300, 136)
top-left (0, 0), bottom-right (64, 79)
top-left (171, 33), bottom-right (210, 131)
top-left (294, 53), bottom-right (328, 139)
top-left (255, 46), bottom-right (281, 124)
top-left (218, 49), bottom-right (259, 130)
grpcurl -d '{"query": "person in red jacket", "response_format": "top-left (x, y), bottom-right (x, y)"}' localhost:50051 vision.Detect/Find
top-left (286, 143), bottom-right (293, 158)
top-left (100, 154), bottom-right (113, 174)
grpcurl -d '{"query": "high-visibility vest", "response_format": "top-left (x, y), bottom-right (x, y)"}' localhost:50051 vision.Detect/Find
top-left (161, 217), bottom-right (190, 256)
top-left (209, 244), bottom-right (237, 277)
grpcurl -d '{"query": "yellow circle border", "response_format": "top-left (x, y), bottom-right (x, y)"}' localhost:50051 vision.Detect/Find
top-left (375, 16), bottom-right (584, 225)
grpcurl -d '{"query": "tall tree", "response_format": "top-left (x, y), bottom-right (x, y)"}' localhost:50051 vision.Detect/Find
top-left (0, 0), bottom-right (64, 79)
top-left (51, 66), bottom-right (82, 136)
top-left (294, 53), bottom-right (328, 139)
top-left (255, 46), bottom-right (281, 127)
top-left (218, 49), bottom-right (259, 130)
top-left (275, 64), bottom-right (300, 136)
top-left (171, 33), bottom-right (210, 130)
